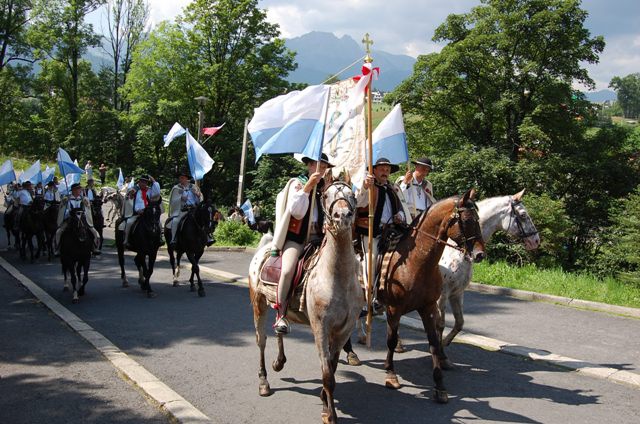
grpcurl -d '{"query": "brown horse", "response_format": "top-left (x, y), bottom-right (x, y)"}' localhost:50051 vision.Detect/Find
top-left (379, 189), bottom-right (485, 403)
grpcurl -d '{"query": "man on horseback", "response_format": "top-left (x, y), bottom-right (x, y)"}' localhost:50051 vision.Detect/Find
top-left (13, 181), bottom-right (34, 230)
top-left (122, 175), bottom-right (161, 249)
top-left (54, 183), bottom-right (101, 256)
top-left (34, 182), bottom-right (44, 197)
top-left (270, 153), bottom-right (333, 334)
top-left (399, 156), bottom-right (436, 220)
top-left (356, 157), bottom-right (412, 310)
top-left (84, 178), bottom-right (98, 204)
top-left (167, 170), bottom-right (212, 247)
top-left (43, 181), bottom-right (61, 212)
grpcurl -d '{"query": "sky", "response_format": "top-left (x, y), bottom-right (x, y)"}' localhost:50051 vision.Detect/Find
top-left (101, 0), bottom-right (640, 91)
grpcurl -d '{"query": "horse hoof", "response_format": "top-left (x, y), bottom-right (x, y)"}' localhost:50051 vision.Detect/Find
top-left (272, 357), bottom-right (286, 372)
top-left (347, 352), bottom-right (361, 366)
top-left (259, 383), bottom-right (272, 397)
top-left (385, 373), bottom-right (401, 390)
top-left (122, 281), bottom-right (129, 288)
top-left (63, 286), bottom-right (69, 292)
top-left (434, 388), bottom-right (449, 404)
top-left (441, 358), bottom-right (455, 370)
top-left (72, 298), bottom-right (79, 304)
top-left (147, 291), bottom-right (157, 298)
top-left (394, 344), bottom-right (407, 353)
top-left (190, 285), bottom-right (196, 292)
top-left (173, 281), bottom-right (179, 287)
top-left (321, 412), bottom-right (331, 424)
top-left (198, 289), bottom-right (206, 297)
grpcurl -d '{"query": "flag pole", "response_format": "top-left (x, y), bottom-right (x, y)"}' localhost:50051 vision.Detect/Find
top-left (237, 118), bottom-right (249, 207)
top-left (305, 87), bottom-right (332, 245)
top-left (363, 33), bottom-right (375, 348)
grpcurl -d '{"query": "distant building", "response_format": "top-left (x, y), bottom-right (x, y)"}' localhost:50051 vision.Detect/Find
top-left (372, 90), bottom-right (384, 104)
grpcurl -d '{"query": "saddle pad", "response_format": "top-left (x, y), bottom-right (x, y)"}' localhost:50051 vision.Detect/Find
top-left (255, 273), bottom-right (308, 313)
top-left (259, 254), bottom-right (282, 285)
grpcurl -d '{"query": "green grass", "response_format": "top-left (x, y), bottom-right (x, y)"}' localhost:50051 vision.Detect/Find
top-left (474, 261), bottom-right (640, 309)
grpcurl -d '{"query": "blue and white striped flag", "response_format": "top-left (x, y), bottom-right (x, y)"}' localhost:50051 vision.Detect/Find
top-left (240, 199), bottom-right (255, 225)
top-left (164, 122), bottom-right (187, 147)
top-left (18, 160), bottom-right (42, 184)
top-left (0, 160), bottom-right (16, 186)
top-left (249, 84), bottom-right (331, 161)
top-left (42, 166), bottom-right (55, 184)
top-left (57, 147), bottom-right (85, 175)
top-left (186, 130), bottom-right (214, 181)
top-left (371, 104), bottom-right (409, 164)
top-left (117, 168), bottom-right (124, 189)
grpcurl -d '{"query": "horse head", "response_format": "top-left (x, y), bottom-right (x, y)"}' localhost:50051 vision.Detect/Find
top-left (68, 208), bottom-right (89, 242)
top-left (321, 181), bottom-right (355, 233)
top-left (194, 201), bottom-right (212, 229)
top-left (446, 189), bottom-right (485, 262)
top-left (506, 189), bottom-right (540, 250)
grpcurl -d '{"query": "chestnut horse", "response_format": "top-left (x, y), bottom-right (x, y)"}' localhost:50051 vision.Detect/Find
top-left (248, 181), bottom-right (363, 423)
top-left (379, 189), bottom-right (485, 403)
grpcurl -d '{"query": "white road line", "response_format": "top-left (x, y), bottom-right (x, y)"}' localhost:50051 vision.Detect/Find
top-left (0, 255), bottom-right (213, 424)
top-left (196, 263), bottom-right (640, 391)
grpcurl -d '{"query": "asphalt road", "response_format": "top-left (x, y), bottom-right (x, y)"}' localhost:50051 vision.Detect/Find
top-left (1, 214), bottom-right (640, 423)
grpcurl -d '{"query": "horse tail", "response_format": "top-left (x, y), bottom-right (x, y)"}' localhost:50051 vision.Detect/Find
top-left (257, 233), bottom-right (273, 249)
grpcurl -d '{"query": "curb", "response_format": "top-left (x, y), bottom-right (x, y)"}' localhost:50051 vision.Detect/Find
top-left (196, 264), bottom-right (640, 390)
top-left (0, 255), bottom-right (213, 424)
top-left (468, 282), bottom-right (640, 319)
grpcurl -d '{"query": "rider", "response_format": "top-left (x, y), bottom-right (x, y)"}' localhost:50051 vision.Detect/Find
top-left (167, 170), bottom-right (212, 247)
top-left (270, 153), bottom-right (333, 334)
top-left (4, 182), bottom-right (18, 215)
top-left (399, 156), bottom-right (436, 220)
top-left (43, 181), bottom-right (61, 209)
top-left (356, 157), bottom-right (411, 310)
top-left (54, 182), bottom-right (101, 256)
top-left (34, 182), bottom-right (44, 197)
top-left (13, 180), bottom-right (34, 230)
top-left (84, 178), bottom-right (98, 204)
top-left (122, 175), bottom-right (162, 249)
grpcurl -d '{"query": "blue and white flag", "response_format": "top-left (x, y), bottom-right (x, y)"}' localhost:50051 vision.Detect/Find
top-left (116, 168), bottom-right (124, 189)
top-left (240, 199), bottom-right (255, 225)
top-left (18, 160), bottom-right (42, 184)
top-left (57, 147), bottom-right (85, 175)
top-left (164, 122), bottom-right (187, 147)
top-left (186, 130), bottom-right (214, 181)
top-left (42, 166), bottom-right (55, 184)
top-left (249, 84), bottom-right (331, 161)
top-left (371, 104), bottom-right (409, 164)
top-left (0, 159), bottom-right (16, 186)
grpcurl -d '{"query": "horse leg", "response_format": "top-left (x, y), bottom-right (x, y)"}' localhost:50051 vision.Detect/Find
top-left (116, 230), bottom-right (129, 288)
top-left (272, 333), bottom-right (287, 372)
top-left (384, 311), bottom-right (402, 389)
top-left (62, 263), bottom-right (70, 292)
top-left (28, 235), bottom-right (35, 263)
top-left (418, 306), bottom-right (448, 404)
top-left (145, 251), bottom-right (157, 298)
top-left (70, 262), bottom-right (80, 304)
top-left (316, 334), bottom-right (338, 423)
top-left (168, 244), bottom-right (178, 286)
top-left (435, 291), bottom-right (453, 369)
top-left (134, 253), bottom-right (145, 289)
top-left (78, 258), bottom-right (89, 296)
top-left (250, 288), bottom-right (272, 396)
top-left (343, 338), bottom-right (361, 366)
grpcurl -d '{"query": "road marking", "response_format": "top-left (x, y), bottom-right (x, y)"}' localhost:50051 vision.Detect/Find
top-left (0, 255), bottom-right (213, 424)
top-left (196, 263), bottom-right (640, 391)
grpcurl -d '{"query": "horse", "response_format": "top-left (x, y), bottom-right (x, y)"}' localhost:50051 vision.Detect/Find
top-left (43, 201), bottom-right (60, 261)
top-left (165, 202), bottom-right (212, 297)
top-left (116, 200), bottom-right (163, 297)
top-left (248, 181), bottom-right (363, 423)
top-left (90, 195), bottom-right (105, 250)
top-left (437, 190), bottom-right (540, 366)
top-left (104, 191), bottom-right (123, 226)
top-left (248, 219), bottom-right (274, 234)
top-left (378, 189), bottom-right (485, 404)
top-left (3, 202), bottom-right (19, 249)
top-left (18, 197), bottom-right (46, 262)
top-left (59, 208), bottom-right (93, 303)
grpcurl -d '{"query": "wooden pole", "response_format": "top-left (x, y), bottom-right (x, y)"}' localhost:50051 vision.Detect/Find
top-left (363, 33), bottom-right (375, 348)
top-left (236, 118), bottom-right (249, 207)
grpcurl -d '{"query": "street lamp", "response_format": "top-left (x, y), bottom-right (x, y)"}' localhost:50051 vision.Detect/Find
top-left (194, 96), bottom-right (210, 144)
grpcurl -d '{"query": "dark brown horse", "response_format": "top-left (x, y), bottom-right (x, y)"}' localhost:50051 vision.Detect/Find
top-left (379, 189), bottom-right (485, 403)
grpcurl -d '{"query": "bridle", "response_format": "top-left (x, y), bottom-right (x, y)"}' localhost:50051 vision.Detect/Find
top-left (508, 200), bottom-right (538, 240)
top-left (415, 201), bottom-right (481, 254)
top-left (321, 181), bottom-right (355, 234)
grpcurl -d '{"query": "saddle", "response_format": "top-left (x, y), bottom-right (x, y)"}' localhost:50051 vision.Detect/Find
top-left (256, 240), bottom-right (322, 313)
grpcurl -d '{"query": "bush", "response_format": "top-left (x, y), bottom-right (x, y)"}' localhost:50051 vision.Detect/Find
top-left (213, 220), bottom-right (260, 246)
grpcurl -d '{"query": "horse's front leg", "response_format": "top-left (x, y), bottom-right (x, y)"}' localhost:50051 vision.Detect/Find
top-left (319, 350), bottom-right (339, 424)
top-left (167, 242), bottom-right (178, 286)
top-left (144, 251), bottom-right (157, 298)
top-left (70, 262), bottom-right (80, 304)
top-left (343, 338), bottom-right (361, 366)
top-left (418, 305), bottom-right (448, 404)
top-left (272, 333), bottom-right (287, 372)
top-left (250, 287), bottom-right (272, 396)
top-left (116, 230), bottom-right (129, 288)
top-left (384, 311), bottom-right (402, 389)
top-left (194, 251), bottom-right (205, 297)
top-left (78, 258), bottom-right (89, 296)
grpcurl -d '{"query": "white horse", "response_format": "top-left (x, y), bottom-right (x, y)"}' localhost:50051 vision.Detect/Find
top-left (437, 189), bottom-right (540, 367)
top-left (248, 181), bottom-right (363, 424)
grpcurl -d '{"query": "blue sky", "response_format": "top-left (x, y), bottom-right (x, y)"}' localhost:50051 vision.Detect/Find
top-left (96, 0), bottom-right (640, 91)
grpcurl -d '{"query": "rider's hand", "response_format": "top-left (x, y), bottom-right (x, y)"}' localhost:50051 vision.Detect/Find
top-left (362, 174), bottom-right (375, 190)
top-left (393, 213), bottom-right (405, 224)
top-left (403, 170), bottom-right (412, 185)
top-left (303, 172), bottom-right (323, 193)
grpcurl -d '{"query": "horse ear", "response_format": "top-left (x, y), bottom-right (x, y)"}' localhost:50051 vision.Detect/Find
top-left (512, 188), bottom-right (525, 202)
top-left (458, 189), bottom-right (473, 207)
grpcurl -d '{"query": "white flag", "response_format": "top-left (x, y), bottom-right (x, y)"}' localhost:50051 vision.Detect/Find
top-left (186, 130), bottom-right (214, 180)
top-left (240, 199), bottom-right (255, 224)
top-left (164, 122), bottom-right (187, 147)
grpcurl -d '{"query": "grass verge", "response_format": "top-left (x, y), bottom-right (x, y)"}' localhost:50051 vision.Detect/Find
top-left (473, 260), bottom-right (640, 309)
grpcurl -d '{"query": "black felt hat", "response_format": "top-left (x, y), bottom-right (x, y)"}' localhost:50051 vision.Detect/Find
top-left (373, 157), bottom-right (399, 173)
top-left (411, 157), bottom-right (434, 169)
top-left (70, 182), bottom-right (82, 190)
top-left (301, 153), bottom-right (335, 168)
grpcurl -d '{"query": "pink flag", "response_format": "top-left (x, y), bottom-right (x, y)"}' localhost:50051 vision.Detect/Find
top-left (202, 123), bottom-right (225, 136)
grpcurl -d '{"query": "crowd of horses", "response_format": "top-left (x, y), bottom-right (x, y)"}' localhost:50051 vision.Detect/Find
top-left (2, 182), bottom-right (539, 423)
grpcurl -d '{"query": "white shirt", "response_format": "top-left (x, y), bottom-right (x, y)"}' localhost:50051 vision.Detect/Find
top-left (288, 182), bottom-right (319, 225)
top-left (86, 188), bottom-right (95, 201)
top-left (133, 182), bottom-right (161, 213)
top-left (64, 196), bottom-right (84, 219)
top-left (44, 189), bottom-right (60, 202)
top-left (180, 185), bottom-right (200, 206)
top-left (17, 189), bottom-right (33, 206)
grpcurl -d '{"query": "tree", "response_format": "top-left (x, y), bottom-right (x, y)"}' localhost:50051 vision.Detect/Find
top-left (0, 0), bottom-right (35, 70)
top-left (610, 73), bottom-right (640, 119)
top-left (123, 0), bottom-right (296, 205)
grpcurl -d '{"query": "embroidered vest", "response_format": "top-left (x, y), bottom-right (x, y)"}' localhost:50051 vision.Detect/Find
top-left (356, 183), bottom-right (400, 237)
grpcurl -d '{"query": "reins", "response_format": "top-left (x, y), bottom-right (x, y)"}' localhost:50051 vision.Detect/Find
top-left (413, 203), bottom-right (480, 254)
top-left (508, 200), bottom-right (539, 240)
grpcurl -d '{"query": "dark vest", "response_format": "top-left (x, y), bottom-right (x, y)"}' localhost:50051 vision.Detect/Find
top-left (286, 176), bottom-right (325, 244)
top-left (355, 183), bottom-right (400, 237)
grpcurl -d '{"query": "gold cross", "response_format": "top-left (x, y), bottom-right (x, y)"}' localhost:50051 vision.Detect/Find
top-left (362, 33), bottom-right (373, 63)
